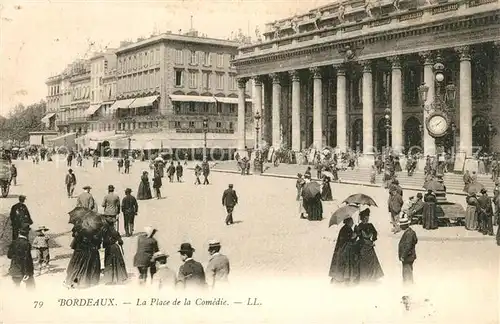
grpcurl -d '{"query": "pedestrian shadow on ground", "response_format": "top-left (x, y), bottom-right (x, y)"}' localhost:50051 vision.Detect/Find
top-left (0, 213), bottom-right (69, 256)
top-left (231, 221), bottom-right (244, 225)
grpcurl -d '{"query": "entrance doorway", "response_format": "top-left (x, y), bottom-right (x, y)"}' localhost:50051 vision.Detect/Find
top-left (329, 120), bottom-right (337, 148)
top-left (377, 118), bottom-right (391, 152)
top-left (472, 116), bottom-right (490, 153)
top-left (351, 119), bottom-right (363, 152)
top-left (404, 117), bottom-right (422, 154)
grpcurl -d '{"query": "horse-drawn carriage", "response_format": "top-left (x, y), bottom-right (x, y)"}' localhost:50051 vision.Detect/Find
top-left (0, 153), bottom-right (11, 197)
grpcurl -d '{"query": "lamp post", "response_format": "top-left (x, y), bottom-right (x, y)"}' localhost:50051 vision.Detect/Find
top-left (203, 117), bottom-right (208, 161)
top-left (254, 111), bottom-right (262, 173)
top-left (451, 122), bottom-right (457, 155)
top-left (384, 108), bottom-right (391, 153)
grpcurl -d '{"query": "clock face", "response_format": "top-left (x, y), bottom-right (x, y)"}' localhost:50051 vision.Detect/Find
top-left (427, 114), bottom-right (448, 137)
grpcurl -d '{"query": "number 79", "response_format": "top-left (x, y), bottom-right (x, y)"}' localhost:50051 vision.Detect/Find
top-left (33, 301), bottom-right (44, 308)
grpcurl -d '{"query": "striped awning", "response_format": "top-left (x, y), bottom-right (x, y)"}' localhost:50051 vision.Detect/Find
top-left (84, 104), bottom-right (102, 117)
top-left (109, 99), bottom-right (136, 112)
top-left (169, 95), bottom-right (216, 103)
top-left (128, 96), bottom-right (159, 109)
top-left (41, 113), bottom-right (56, 123)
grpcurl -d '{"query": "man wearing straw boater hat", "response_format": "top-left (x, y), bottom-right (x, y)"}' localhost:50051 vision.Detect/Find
top-left (177, 243), bottom-right (206, 289)
top-left (398, 215), bottom-right (418, 285)
top-left (151, 252), bottom-right (176, 289)
top-left (76, 186), bottom-right (97, 212)
top-left (205, 240), bottom-right (230, 289)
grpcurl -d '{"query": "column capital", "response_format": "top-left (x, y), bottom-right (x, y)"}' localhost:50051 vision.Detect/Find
top-left (269, 73), bottom-right (281, 85)
top-left (251, 76), bottom-right (263, 86)
top-left (418, 51), bottom-right (434, 65)
top-left (455, 46), bottom-right (471, 61)
top-left (288, 70), bottom-right (300, 82)
top-left (388, 56), bottom-right (401, 69)
top-left (333, 64), bottom-right (346, 76)
top-left (359, 60), bottom-right (372, 73)
top-left (309, 67), bottom-right (322, 79)
top-left (237, 77), bottom-right (249, 89)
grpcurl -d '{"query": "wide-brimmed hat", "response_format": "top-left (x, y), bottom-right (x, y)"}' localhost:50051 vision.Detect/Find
top-left (152, 251), bottom-right (169, 260)
top-left (178, 243), bottom-right (195, 253)
top-left (83, 186), bottom-right (91, 190)
top-left (208, 240), bottom-right (221, 249)
top-left (144, 226), bottom-right (157, 237)
top-left (35, 226), bottom-right (49, 232)
top-left (399, 216), bottom-right (410, 226)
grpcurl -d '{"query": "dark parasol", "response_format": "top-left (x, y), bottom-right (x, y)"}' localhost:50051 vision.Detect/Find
top-left (342, 193), bottom-right (378, 207)
top-left (68, 207), bottom-right (106, 234)
top-left (302, 181), bottom-right (321, 200)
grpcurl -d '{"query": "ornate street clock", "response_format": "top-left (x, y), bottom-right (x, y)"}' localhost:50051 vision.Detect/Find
top-left (426, 111), bottom-right (449, 138)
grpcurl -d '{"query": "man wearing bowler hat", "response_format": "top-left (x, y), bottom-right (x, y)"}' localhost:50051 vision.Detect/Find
top-left (102, 185), bottom-right (121, 232)
top-left (10, 195), bottom-right (33, 240)
top-left (76, 186), bottom-right (97, 212)
top-left (177, 243), bottom-right (206, 289)
top-left (222, 184), bottom-right (238, 225)
top-left (206, 240), bottom-right (230, 289)
top-left (122, 188), bottom-right (138, 236)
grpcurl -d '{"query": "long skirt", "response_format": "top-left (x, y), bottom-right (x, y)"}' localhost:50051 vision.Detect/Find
top-left (137, 182), bottom-right (152, 200)
top-left (321, 183), bottom-right (333, 201)
top-left (329, 242), bottom-right (359, 284)
top-left (394, 162), bottom-right (402, 172)
top-left (304, 197), bottom-right (323, 221)
top-left (358, 244), bottom-right (384, 282)
top-left (103, 244), bottom-right (128, 285)
top-left (464, 206), bottom-right (478, 231)
top-left (422, 202), bottom-right (438, 230)
top-left (496, 225), bottom-right (500, 246)
top-left (65, 248), bottom-right (101, 288)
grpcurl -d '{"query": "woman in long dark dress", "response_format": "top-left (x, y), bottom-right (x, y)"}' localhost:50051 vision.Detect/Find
top-left (422, 189), bottom-right (438, 230)
top-left (464, 194), bottom-right (478, 231)
top-left (102, 218), bottom-right (128, 285)
top-left (137, 171), bottom-right (152, 200)
top-left (355, 209), bottom-right (384, 283)
top-left (328, 217), bottom-right (359, 285)
top-left (302, 178), bottom-right (323, 221)
top-left (321, 176), bottom-right (333, 201)
top-left (65, 227), bottom-right (102, 288)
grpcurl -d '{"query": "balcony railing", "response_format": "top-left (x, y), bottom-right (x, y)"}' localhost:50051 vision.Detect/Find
top-left (175, 128), bottom-right (234, 134)
top-left (117, 114), bottom-right (168, 122)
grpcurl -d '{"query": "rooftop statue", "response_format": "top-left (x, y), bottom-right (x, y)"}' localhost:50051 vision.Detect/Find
top-left (338, 4), bottom-right (346, 23)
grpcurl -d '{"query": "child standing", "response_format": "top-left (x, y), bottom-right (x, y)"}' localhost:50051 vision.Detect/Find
top-left (32, 226), bottom-right (50, 275)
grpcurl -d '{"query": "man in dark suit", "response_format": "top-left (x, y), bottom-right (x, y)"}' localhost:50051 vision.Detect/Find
top-left (177, 243), bottom-right (206, 289)
top-left (202, 160), bottom-right (210, 185)
top-left (8, 226), bottom-right (35, 289)
top-left (222, 184), bottom-right (238, 225)
top-left (398, 216), bottom-right (418, 284)
top-left (122, 188), bottom-right (139, 237)
top-left (10, 195), bottom-right (33, 240)
top-left (477, 188), bottom-right (494, 235)
top-left (133, 226), bottom-right (159, 284)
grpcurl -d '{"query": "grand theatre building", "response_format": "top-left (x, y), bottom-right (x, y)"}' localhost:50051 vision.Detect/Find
top-left (233, 0), bottom-right (500, 159)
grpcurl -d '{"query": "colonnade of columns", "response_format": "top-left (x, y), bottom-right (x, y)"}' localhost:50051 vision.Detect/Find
top-left (237, 45), bottom-right (475, 157)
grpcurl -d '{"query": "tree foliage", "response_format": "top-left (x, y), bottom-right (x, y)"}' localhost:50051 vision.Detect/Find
top-left (0, 101), bottom-right (46, 142)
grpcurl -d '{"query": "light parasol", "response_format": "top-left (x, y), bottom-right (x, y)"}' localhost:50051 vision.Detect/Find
top-left (342, 193), bottom-right (378, 207)
top-left (329, 204), bottom-right (360, 227)
top-left (467, 182), bottom-right (484, 195)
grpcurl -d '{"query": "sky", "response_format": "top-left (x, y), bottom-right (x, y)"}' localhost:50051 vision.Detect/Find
top-left (0, 0), bottom-right (333, 117)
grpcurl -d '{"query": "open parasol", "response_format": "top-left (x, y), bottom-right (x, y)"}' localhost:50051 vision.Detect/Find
top-left (302, 181), bottom-right (321, 200)
top-left (68, 207), bottom-right (105, 234)
top-left (342, 193), bottom-right (378, 207)
top-left (329, 204), bottom-right (360, 227)
top-left (467, 182), bottom-right (484, 195)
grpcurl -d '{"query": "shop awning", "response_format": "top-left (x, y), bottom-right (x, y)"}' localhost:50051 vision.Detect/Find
top-left (84, 104), bottom-right (102, 117)
top-left (29, 135), bottom-right (43, 146)
top-left (128, 96), bottom-right (159, 109)
top-left (47, 132), bottom-right (77, 147)
top-left (41, 113), bottom-right (56, 123)
top-left (214, 97), bottom-right (253, 104)
top-left (169, 95), bottom-right (216, 103)
top-left (128, 133), bottom-right (253, 150)
top-left (109, 99), bottom-right (136, 111)
top-left (75, 131), bottom-right (117, 149)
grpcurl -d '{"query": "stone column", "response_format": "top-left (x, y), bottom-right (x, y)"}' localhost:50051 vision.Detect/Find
top-left (237, 78), bottom-right (248, 152)
top-left (456, 46), bottom-right (473, 157)
top-left (390, 56), bottom-right (403, 154)
top-left (335, 65), bottom-right (347, 152)
top-left (420, 51), bottom-right (436, 156)
top-left (311, 67), bottom-right (323, 150)
top-left (360, 60), bottom-right (374, 154)
top-left (253, 77), bottom-right (263, 150)
top-left (289, 70), bottom-right (301, 151)
top-left (270, 73), bottom-right (282, 148)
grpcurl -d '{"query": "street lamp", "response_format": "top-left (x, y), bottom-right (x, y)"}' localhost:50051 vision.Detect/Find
top-left (202, 117), bottom-right (208, 161)
top-left (254, 111), bottom-right (262, 173)
top-left (384, 107), bottom-right (391, 153)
